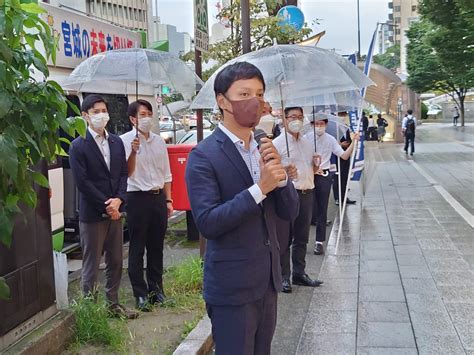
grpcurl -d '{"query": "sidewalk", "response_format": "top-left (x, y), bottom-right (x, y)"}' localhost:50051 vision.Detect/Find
top-left (273, 138), bottom-right (473, 354)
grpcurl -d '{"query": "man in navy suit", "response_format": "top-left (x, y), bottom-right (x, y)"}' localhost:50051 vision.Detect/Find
top-left (69, 94), bottom-right (137, 319)
top-left (185, 62), bottom-right (299, 354)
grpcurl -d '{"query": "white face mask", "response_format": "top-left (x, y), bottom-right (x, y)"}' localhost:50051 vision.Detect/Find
top-left (89, 112), bottom-right (109, 130)
top-left (288, 120), bottom-right (304, 134)
top-left (138, 116), bottom-right (153, 133)
top-left (315, 126), bottom-right (326, 136)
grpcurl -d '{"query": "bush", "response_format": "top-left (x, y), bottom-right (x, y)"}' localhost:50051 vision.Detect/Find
top-left (421, 102), bottom-right (428, 119)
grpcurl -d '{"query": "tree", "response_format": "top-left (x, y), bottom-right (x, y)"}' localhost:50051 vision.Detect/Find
top-left (264, 0), bottom-right (298, 16)
top-left (0, 0), bottom-right (84, 299)
top-left (373, 44), bottom-right (400, 72)
top-left (208, 0), bottom-right (312, 65)
top-left (406, 0), bottom-right (474, 126)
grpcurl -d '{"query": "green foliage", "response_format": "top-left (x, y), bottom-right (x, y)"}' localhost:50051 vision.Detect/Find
top-left (421, 102), bottom-right (428, 120)
top-left (70, 296), bottom-right (127, 351)
top-left (0, 0), bottom-right (85, 298)
top-left (207, 0), bottom-right (312, 65)
top-left (162, 256), bottom-right (204, 311)
top-left (407, 0), bottom-right (474, 126)
top-left (373, 44), bottom-right (400, 71)
top-left (0, 276), bottom-right (10, 299)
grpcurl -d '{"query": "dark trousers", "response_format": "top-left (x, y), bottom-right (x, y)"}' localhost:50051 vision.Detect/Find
top-left (333, 158), bottom-right (350, 202)
top-left (127, 192), bottom-right (168, 298)
top-left (312, 173), bottom-right (333, 243)
top-left (206, 282), bottom-right (277, 355)
top-left (404, 133), bottom-right (415, 154)
top-left (281, 190), bottom-right (313, 279)
top-left (79, 220), bottom-right (123, 304)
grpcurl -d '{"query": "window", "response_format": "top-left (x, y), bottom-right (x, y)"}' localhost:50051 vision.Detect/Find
top-left (412, 5), bottom-right (417, 12)
top-left (396, 29), bottom-right (401, 35)
top-left (395, 17), bottom-right (401, 23)
top-left (394, 5), bottom-right (401, 12)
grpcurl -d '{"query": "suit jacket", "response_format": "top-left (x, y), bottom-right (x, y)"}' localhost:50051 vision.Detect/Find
top-left (69, 130), bottom-right (128, 223)
top-left (185, 127), bottom-right (299, 306)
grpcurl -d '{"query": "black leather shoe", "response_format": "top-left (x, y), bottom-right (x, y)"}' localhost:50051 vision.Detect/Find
top-left (135, 297), bottom-right (152, 312)
top-left (311, 220), bottom-right (317, 226)
top-left (346, 199), bottom-right (356, 205)
top-left (314, 244), bottom-right (324, 255)
top-left (149, 291), bottom-right (166, 305)
top-left (292, 274), bottom-right (323, 287)
top-left (282, 279), bottom-right (292, 293)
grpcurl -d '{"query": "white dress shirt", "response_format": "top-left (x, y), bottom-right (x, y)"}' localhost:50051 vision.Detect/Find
top-left (304, 131), bottom-right (344, 170)
top-left (120, 128), bottom-right (172, 192)
top-left (219, 124), bottom-right (267, 205)
top-left (88, 126), bottom-right (110, 170)
top-left (273, 130), bottom-right (315, 190)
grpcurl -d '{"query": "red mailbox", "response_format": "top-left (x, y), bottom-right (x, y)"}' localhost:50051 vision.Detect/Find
top-left (167, 144), bottom-right (194, 211)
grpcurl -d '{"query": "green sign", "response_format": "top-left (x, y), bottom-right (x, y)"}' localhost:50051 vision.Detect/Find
top-left (194, 0), bottom-right (209, 52)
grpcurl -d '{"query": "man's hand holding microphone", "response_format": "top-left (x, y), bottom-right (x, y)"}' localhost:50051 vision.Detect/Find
top-left (257, 137), bottom-right (288, 195)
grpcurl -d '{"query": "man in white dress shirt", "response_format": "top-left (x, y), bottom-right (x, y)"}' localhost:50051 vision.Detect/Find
top-left (273, 107), bottom-right (323, 293)
top-left (305, 116), bottom-right (359, 255)
top-left (120, 100), bottom-right (173, 311)
top-left (402, 109), bottom-right (417, 156)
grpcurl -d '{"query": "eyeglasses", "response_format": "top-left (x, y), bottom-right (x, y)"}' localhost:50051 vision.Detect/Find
top-left (286, 115), bottom-right (304, 120)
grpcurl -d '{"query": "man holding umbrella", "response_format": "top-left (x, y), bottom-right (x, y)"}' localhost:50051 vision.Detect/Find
top-left (306, 116), bottom-right (359, 255)
top-left (273, 106), bottom-right (323, 293)
top-left (120, 99), bottom-right (173, 311)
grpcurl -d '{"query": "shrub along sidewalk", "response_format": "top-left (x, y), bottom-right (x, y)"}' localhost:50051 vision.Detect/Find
top-left (64, 222), bottom-right (203, 354)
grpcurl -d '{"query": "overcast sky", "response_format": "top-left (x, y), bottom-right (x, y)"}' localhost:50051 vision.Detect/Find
top-left (155, 0), bottom-right (390, 55)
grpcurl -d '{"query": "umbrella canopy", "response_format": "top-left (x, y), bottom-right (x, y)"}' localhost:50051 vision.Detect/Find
top-left (62, 48), bottom-right (203, 100)
top-left (190, 44), bottom-right (374, 109)
top-left (284, 90), bottom-right (367, 112)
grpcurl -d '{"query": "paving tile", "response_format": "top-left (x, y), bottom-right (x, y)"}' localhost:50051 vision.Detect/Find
top-left (359, 272), bottom-right (402, 286)
top-left (359, 285), bottom-right (405, 302)
top-left (410, 310), bottom-right (458, 337)
top-left (406, 293), bottom-right (446, 314)
top-left (296, 332), bottom-right (355, 355)
top-left (396, 254), bottom-right (427, 266)
top-left (323, 255), bottom-right (360, 267)
top-left (360, 248), bottom-right (396, 260)
top-left (432, 271), bottom-right (474, 286)
top-left (423, 249), bottom-right (464, 260)
top-left (313, 278), bottom-right (358, 293)
top-left (358, 302), bottom-right (410, 323)
top-left (417, 238), bottom-right (457, 250)
top-left (302, 310), bottom-right (357, 334)
top-left (399, 265), bottom-right (432, 279)
top-left (309, 292), bottom-right (358, 311)
top-left (438, 286), bottom-right (474, 304)
top-left (326, 245), bottom-right (360, 256)
top-left (360, 233), bottom-right (392, 241)
top-left (394, 244), bottom-right (423, 255)
top-left (402, 278), bottom-right (439, 295)
top-left (319, 265), bottom-right (359, 279)
top-left (392, 237), bottom-right (419, 245)
top-left (357, 347), bottom-right (418, 355)
top-left (360, 241), bottom-right (394, 250)
top-left (357, 322), bottom-right (416, 348)
top-left (425, 257), bottom-right (471, 272)
top-left (416, 335), bottom-right (466, 355)
top-left (360, 259), bottom-right (399, 272)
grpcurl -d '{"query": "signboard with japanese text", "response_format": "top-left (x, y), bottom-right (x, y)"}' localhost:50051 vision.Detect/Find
top-left (193, 0), bottom-right (209, 52)
top-left (40, 3), bottom-right (141, 69)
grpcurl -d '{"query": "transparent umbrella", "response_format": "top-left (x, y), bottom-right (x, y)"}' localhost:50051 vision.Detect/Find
top-left (62, 48), bottom-right (203, 101)
top-left (190, 44), bottom-right (374, 109)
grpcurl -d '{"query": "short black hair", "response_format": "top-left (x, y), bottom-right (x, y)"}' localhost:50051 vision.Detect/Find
top-left (284, 107), bottom-right (303, 116)
top-left (128, 99), bottom-right (153, 118)
top-left (214, 62), bottom-right (266, 97)
top-left (82, 94), bottom-right (106, 113)
top-left (407, 109), bottom-right (413, 115)
top-left (369, 115), bottom-right (373, 118)
top-left (377, 113), bottom-right (382, 118)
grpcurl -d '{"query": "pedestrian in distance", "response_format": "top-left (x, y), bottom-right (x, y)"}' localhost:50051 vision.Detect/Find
top-left (273, 106), bottom-right (323, 294)
top-left (402, 109), bottom-right (417, 156)
top-left (305, 117), bottom-right (359, 255)
top-left (185, 62), bottom-right (299, 355)
top-left (376, 113), bottom-right (389, 142)
top-left (68, 94), bottom-right (138, 319)
top-left (368, 114), bottom-right (377, 141)
top-left (120, 100), bottom-right (173, 312)
top-left (452, 105), bottom-right (460, 126)
top-left (361, 112), bottom-right (369, 139)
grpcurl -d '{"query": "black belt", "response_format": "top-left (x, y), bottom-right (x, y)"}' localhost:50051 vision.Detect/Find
top-left (128, 189), bottom-right (162, 195)
top-left (296, 189), bottom-right (314, 195)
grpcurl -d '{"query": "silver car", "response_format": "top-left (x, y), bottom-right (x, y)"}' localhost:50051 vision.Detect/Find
top-left (159, 121), bottom-right (187, 144)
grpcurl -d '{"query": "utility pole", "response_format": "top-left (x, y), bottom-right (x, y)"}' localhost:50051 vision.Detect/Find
top-left (241, 0), bottom-right (251, 53)
top-left (357, 0), bottom-right (361, 61)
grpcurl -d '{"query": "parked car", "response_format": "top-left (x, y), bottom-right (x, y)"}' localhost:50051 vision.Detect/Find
top-left (177, 129), bottom-right (213, 144)
top-left (159, 121), bottom-right (187, 144)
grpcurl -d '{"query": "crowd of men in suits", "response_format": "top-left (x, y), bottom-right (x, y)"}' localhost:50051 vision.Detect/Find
top-left (70, 62), bottom-right (361, 354)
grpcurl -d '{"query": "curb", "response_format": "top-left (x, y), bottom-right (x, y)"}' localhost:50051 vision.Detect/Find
top-left (173, 315), bottom-right (213, 355)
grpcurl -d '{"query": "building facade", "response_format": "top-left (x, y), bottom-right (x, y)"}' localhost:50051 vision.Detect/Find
top-left (377, 21), bottom-right (394, 54)
top-left (149, 17), bottom-right (193, 55)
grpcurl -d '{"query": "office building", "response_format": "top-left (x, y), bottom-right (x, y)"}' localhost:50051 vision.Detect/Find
top-left (149, 17), bottom-right (193, 55)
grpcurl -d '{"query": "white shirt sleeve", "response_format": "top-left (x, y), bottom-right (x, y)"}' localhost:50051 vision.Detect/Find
top-left (402, 117), bottom-right (407, 129)
top-left (332, 137), bottom-right (345, 157)
top-left (120, 132), bottom-right (132, 160)
top-left (162, 141), bottom-right (172, 183)
top-left (248, 184), bottom-right (267, 204)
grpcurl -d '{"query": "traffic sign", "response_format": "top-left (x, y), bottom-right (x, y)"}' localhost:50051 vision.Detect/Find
top-left (277, 5), bottom-right (305, 32)
top-left (156, 96), bottom-right (163, 105)
top-left (194, 0), bottom-right (209, 52)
